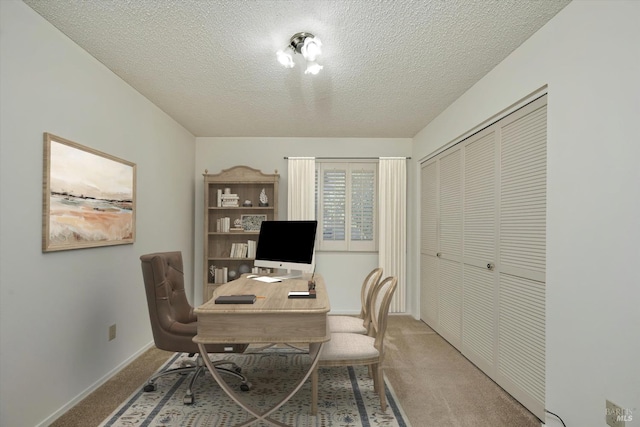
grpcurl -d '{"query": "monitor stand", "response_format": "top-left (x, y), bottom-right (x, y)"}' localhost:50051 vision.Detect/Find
top-left (272, 270), bottom-right (303, 280)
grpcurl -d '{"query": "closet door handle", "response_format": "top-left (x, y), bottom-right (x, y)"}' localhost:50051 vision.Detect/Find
top-left (436, 252), bottom-right (442, 258)
top-left (487, 263), bottom-right (495, 271)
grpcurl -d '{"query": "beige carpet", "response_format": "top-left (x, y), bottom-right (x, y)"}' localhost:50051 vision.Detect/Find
top-left (52, 316), bottom-right (539, 427)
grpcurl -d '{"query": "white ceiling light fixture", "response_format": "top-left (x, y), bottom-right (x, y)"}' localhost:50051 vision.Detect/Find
top-left (276, 32), bottom-right (323, 74)
top-left (276, 48), bottom-right (295, 68)
top-left (304, 62), bottom-right (323, 75)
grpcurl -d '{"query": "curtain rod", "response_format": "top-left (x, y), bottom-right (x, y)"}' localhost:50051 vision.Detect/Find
top-left (284, 156), bottom-right (411, 160)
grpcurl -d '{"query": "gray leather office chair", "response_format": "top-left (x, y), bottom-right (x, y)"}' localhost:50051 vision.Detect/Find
top-left (140, 251), bottom-right (251, 404)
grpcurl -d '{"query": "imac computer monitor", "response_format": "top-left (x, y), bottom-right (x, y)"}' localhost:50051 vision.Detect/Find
top-left (254, 220), bottom-right (317, 278)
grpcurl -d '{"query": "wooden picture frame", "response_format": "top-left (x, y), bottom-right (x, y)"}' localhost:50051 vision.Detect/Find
top-left (42, 133), bottom-right (136, 252)
top-left (241, 214), bottom-right (267, 232)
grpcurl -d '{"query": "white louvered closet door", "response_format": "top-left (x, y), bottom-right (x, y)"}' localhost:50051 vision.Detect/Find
top-left (419, 95), bottom-right (547, 421)
top-left (420, 159), bottom-right (439, 327)
top-left (497, 97), bottom-right (547, 419)
top-left (437, 148), bottom-right (463, 347)
top-left (462, 128), bottom-right (498, 374)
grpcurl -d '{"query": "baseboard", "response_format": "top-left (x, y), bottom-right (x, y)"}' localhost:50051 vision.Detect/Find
top-left (36, 341), bottom-right (155, 427)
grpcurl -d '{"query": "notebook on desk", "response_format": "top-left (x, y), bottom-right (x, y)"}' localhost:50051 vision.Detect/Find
top-left (215, 294), bottom-right (257, 304)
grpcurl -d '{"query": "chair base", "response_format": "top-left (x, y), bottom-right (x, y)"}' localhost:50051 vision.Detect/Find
top-left (143, 353), bottom-right (252, 405)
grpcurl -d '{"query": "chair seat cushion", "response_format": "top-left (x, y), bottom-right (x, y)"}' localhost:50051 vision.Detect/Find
top-left (320, 332), bottom-right (379, 362)
top-left (327, 315), bottom-right (367, 334)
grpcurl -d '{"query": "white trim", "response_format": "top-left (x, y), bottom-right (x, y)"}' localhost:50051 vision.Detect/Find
top-left (419, 85), bottom-right (548, 164)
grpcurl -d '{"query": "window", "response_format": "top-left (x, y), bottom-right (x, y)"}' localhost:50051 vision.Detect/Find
top-left (315, 161), bottom-right (377, 251)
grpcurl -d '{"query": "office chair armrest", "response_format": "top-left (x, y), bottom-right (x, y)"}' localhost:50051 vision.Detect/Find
top-left (167, 320), bottom-right (197, 336)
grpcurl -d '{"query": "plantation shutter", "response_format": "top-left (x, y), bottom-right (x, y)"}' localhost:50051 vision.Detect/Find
top-left (350, 164), bottom-right (376, 251)
top-left (320, 165), bottom-right (347, 250)
top-left (317, 162), bottom-right (376, 251)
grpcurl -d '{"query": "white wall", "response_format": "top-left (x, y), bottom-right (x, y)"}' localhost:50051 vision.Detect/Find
top-left (412, 1), bottom-right (640, 426)
top-left (0, 2), bottom-right (196, 426)
top-left (193, 137), bottom-right (412, 311)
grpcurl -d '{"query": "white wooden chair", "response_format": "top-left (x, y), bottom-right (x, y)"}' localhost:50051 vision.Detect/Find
top-left (311, 275), bottom-right (398, 414)
top-left (327, 267), bottom-right (383, 334)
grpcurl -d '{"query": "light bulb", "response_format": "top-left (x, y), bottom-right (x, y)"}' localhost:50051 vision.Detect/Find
top-left (304, 62), bottom-right (323, 75)
top-left (301, 36), bottom-right (322, 62)
top-left (276, 49), bottom-right (294, 68)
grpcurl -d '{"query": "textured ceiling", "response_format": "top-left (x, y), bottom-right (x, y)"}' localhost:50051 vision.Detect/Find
top-left (23, 0), bottom-right (569, 138)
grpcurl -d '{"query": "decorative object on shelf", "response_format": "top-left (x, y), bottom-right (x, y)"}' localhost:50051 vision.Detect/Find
top-left (259, 188), bottom-right (269, 206)
top-left (243, 200), bottom-right (253, 207)
top-left (209, 265), bottom-right (216, 282)
top-left (241, 214), bottom-right (267, 232)
top-left (230, 218), bottom-right (243, 232)
top-left (238, 264), bottom-right (251, 275)
top-left (228, 270), bottom-right (237, 280)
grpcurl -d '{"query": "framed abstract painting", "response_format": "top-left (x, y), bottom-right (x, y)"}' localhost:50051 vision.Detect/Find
top-left (42, 133), bottom-right (136, 252)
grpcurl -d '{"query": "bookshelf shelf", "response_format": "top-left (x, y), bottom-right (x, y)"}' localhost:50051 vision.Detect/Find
top-left (203, 166), bottom-right (279, 301)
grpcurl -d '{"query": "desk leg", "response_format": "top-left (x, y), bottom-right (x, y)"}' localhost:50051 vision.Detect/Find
top-left (198, 342), bottom-right (324, 427)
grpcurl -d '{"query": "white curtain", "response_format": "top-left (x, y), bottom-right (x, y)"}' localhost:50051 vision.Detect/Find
top-left (287, 157), bottom-right (316, 220)
top-left (378, 157), bottom-right (407, 312)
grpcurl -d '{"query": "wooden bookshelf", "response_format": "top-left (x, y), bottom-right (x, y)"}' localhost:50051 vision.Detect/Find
top-left (203, 166), bottom-right (279, 301)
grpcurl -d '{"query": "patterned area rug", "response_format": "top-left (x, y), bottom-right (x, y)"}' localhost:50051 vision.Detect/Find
top-left (99, 347), bottom-right (410, 427)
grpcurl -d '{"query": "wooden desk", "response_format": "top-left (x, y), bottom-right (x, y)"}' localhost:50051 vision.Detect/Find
top-left (194, 274), bottom-right (330, 427)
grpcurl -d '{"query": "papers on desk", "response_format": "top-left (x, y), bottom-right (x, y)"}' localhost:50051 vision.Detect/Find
top-left (249, 276), bottom-right (282, 283)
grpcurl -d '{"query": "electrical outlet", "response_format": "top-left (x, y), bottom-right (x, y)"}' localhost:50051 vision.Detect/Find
top-left (108, 324), bottom-right (117, 341)
top-left (606, 400), bottom-right (625, 427)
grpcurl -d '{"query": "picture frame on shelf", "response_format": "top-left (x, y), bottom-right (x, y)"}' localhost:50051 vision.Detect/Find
top-left (241, 214), bottom-right (267, 232)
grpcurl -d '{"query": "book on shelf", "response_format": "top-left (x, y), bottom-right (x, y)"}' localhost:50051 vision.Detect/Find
top-left (230, 242), bottom-right (250, 258)
top-left (216, 217), bottom-right (231, 232)
top-left (229, 240), bottom-right (257, 258)
top-left (209, 265), bottom-right (228, 284)
top-left (247, 240), bottom-right (256, 258)
top-left (213, 266), bottom-right (228, 284)
top-left (217, 190), bottom-right (239, 207)
top-left (220, 193), bottom-right (239, 207)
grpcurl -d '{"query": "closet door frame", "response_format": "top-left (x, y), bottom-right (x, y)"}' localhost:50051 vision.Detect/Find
top-left (419, 94), bottom-right (547, 420)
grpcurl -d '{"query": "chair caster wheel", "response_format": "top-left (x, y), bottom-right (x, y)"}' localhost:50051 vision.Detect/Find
top-left (143, 384), bottom-right (156, 392)
top-left (240, 382), bottom-right (252, 392)
top-left (183, 395), bottom-right (194, 405)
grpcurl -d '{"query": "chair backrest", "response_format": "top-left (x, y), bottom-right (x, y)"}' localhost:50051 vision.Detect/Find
top-left (359, 267), bottom-right (383, 329)
top-left (369, 276), bottom-right (398, 354)
top-left (140, 251), bottom-right (198, 352)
